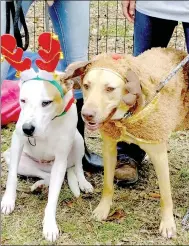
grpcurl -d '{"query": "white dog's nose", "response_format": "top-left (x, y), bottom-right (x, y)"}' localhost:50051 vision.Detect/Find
top-left (22, 123), bottom-right (35, 136)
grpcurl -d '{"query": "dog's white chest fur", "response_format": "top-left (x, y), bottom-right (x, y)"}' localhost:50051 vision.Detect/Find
top-left (24, 138), bottom-right (55, 163)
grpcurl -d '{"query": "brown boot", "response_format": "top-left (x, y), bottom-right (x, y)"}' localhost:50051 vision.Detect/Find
top-left (115, 154), bottom-right (138, 184)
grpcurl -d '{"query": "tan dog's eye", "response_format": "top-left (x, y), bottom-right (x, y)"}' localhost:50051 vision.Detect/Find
top-left (106, 86), bottom-right (115, 93)
top-left (83, 84), bottom-right (89, 90)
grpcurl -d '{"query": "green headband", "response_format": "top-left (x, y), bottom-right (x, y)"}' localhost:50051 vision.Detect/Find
top-left (22, 76), bottom-right (64, 98)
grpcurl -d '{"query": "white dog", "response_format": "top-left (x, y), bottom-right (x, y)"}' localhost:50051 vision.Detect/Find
top-left (1, 69), bottom-right (93, 242)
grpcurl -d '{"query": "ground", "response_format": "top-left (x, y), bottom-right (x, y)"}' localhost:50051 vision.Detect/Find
top-left (1, 1), bottom-right (189, 245)
top-left (1, 125), bottom-right (189, 245)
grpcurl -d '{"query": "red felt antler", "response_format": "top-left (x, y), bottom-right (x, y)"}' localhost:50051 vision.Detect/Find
top-left (36, 32), bottom-right (63, 72)
top-left (1, 34), bottom-right (31, 77)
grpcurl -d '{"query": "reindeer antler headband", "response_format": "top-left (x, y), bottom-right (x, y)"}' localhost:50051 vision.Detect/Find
top-left (1, 32), bottom-right (64, 98)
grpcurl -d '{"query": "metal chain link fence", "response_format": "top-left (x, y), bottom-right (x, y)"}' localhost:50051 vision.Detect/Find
top-left (25, 1), bottom-right (186, 58)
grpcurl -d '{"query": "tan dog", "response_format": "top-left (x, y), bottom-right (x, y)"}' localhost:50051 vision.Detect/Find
top-left (64, 48), bottom-right (189, 238)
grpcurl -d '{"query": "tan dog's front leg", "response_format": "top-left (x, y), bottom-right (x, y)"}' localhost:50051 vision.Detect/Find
top-left (93, 134), bottom-right (117, 221)
top-left (141, 142), bottom-right (176, 238)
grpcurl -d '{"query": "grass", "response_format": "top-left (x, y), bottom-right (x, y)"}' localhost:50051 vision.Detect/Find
top-left (1, 123), bottom-right (189, 245)
top-left (180, 167), bottom-right (189, 181)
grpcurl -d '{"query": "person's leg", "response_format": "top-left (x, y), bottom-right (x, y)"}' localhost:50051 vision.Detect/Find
top-left (48, 0), bottom-right (102, 168)
top-left (183, 22), bottom-right (189, 53)
top-left (117, 11), bottom-right (178, 184)
top-left (134, 10), bottom-right (178, 56)
top-left (1, 0), bottom-right (33, 83)
top-left (47, 0), bottom-right (89, 71)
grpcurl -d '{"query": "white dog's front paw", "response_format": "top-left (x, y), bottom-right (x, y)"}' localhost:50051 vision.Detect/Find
top-left (1, 194), bottom-right (16, 215)
top-left (78, 178), bottom-right (94, 193)
top-left (159, 217), bottom-right (176, 238)
top-left (43, 219), bottom-right (59, 242)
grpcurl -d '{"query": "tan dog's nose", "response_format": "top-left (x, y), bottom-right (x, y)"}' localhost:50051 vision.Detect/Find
top-left (82, 108), bottom-right (96, 121)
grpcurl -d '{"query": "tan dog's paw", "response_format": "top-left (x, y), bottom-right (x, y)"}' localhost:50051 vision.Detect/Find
top-left (159, 217), bottom-right (176, 238)
top-left (93, 202), bottom-right (111, 221)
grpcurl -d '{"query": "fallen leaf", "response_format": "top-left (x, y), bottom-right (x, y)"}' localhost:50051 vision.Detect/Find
top-left (149, 192), bottom-right (160, 199)
top-left (106, 208), bottom-right (126, 222)
top-left (65, 201), bottom-right (74, 208)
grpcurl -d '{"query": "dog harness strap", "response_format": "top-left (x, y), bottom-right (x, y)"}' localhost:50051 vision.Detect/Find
top-left (88, 67), bottom-right (125, 81)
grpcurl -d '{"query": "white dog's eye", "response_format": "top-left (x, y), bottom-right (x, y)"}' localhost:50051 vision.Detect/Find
top-left (83, 84), bottom-right (89, 90)
top-left (20, 99), bottom-right (26, 103)
top-left (106, 86), bottom-right (115, 92)
top-left (42, 101), bottom-right (53, 107)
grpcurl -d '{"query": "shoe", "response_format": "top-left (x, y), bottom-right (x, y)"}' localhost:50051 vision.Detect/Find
top-left (84, 143), bottom-right (102, 167)
top-left (115, 142), bottom-right (146, 185)
top-left (115, 153), bottom-right (138, 185)
top-left (82, 146), bottom-right (103, 172)
top-left (117, 142), bottom-right (146, 163)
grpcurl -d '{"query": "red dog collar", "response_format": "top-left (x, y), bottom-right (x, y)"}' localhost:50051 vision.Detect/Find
top-left (52, 91), bottom-right (76, 120)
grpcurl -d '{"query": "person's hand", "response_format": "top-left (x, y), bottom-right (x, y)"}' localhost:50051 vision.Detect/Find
top-left (122, 0), bottom-right (136, 23)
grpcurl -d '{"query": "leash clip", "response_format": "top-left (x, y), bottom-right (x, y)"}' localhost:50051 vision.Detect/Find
top-left (123, 111), bottom-right (133, 119)
top-left (28, 137), bottom-right (36, 146)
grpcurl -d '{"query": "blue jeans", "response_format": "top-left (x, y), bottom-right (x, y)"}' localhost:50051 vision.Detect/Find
top-left (0, 0), bottom-right (90, 99)
top-left (134, 10), bottom-right (189, 56)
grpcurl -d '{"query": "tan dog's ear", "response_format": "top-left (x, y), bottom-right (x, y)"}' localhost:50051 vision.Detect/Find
top-left (123, 70), bottom-right (142, 106)
top-left (63, 79), bottom-right (74, 91)
top-left (63, 54), bottom-right (113, 81)
top-left (56, 72), bottom-right (74, 92)
top-left (64, 61), bottom-right (91, 80)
